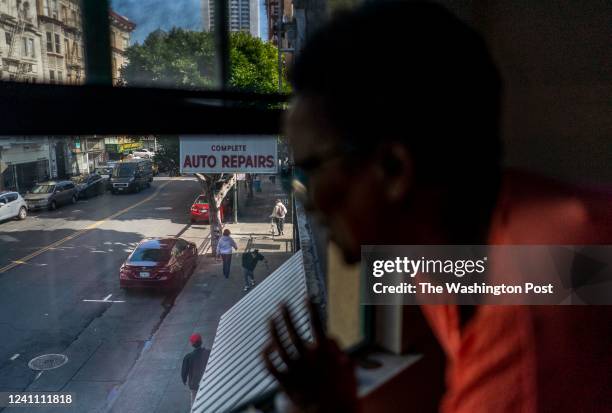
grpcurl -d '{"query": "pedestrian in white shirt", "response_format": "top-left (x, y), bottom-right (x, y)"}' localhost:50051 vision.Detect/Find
top-left (216, 229), bottom-right (238, 278)
top-left (271, 199), bottom-right (288, 236)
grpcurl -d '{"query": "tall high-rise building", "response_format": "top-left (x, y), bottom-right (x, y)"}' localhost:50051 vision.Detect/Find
top-left (201, 0), bottom-right (260, 38)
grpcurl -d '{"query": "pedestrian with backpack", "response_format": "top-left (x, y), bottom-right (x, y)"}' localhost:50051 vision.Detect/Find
top-left (271, 199), bottom-right (288, 235)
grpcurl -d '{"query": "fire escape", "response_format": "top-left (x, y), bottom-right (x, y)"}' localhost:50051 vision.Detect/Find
top-left (2, 4), bottom-right (29, 81)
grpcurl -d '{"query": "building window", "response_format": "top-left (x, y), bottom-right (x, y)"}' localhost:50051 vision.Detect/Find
top-left (28, 38), bottom-right (35, 57)
top-left (46, 32), bottom-right (52, 51)
top-left (57, 71), bottom-right (63, 82)
top-left (5, 32), bottom-right (12, 45)
top-left (54, 33), bottom-right (60, 53)
top-left (110, 30), bottom-right (116, 48)
top-left (49, 70), bottom-right (55, 83)
top-left (64, 39), bottom-right (69, 58)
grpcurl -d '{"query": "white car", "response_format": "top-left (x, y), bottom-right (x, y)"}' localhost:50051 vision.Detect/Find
top-left (133, 148), bottom-right (155, 158)
top-left (0, 191), bottom-right (27, 221)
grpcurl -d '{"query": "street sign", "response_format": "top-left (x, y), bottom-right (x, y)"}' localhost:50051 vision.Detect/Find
top-left (179, 136), bottom-right (277, 174)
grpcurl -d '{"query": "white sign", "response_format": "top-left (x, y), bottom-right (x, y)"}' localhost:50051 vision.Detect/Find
top-left (180, 136), bottom-right (278, 174)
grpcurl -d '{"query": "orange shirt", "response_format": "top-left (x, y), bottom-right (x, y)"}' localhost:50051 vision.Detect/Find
top-left (422, 170), bottom-right (612, 412)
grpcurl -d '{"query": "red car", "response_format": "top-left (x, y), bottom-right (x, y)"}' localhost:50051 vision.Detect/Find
top-left (190, 195), bottom-right (224, 223)
top-left (119, 238), bottom-right (198, 290)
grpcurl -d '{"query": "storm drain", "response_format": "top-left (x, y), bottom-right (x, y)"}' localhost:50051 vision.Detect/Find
top-left (28, 354), bottom-right (68, 371)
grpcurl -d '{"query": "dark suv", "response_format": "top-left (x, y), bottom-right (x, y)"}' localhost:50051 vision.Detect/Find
top-left (24, 181), bottom-right (78, 210)
top-left (110, 159), bottom-right (153, 194)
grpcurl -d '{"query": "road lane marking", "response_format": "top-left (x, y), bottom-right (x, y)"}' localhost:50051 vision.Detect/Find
top-left (10, 353), bottom-right (19, 361)
top-left (0, 181), bottom-right (172, 274)
top-left (103, 294), bottom-right (112, 301)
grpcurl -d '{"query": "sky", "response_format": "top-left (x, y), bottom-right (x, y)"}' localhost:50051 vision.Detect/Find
top-left (111, 0), bottom-right (268, 45)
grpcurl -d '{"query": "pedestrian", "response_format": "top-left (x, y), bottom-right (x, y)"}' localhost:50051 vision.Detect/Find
top-left (181, 333), bottom-right (210, 407)
top-left (271, 199), bottom-right (287, 235)
top-left (216, 228), bottom-right (237, 278)
top-left (262, 2), bottom-right (612, 413)
top-left (241, 249), bottom-right (267, 291)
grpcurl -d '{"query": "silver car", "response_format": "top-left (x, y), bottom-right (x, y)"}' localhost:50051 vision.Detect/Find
top-left (24, 181), bottom-right (78, 211)
top-left (0, 191), bottom-right (28, 221)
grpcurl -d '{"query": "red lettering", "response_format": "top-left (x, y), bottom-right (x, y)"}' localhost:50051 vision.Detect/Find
top-left (258, 156), bottom-right (266, 167)
top-left (245, 156), bottom-right (253, 168)
top-left (222, 156), bottom-right (230, 168)
top-left (191, 155), bottom-right (200, 168)
top-left (231, 156), bottom-right (238, 168)
top-left (183, 155), bottom-right (192, 168)
top-left (207, 156), bottom-right (216, 168)
top-left (238, 155), bottom-right (246, 166)
top-left (266, 155), bottom-right (275, 168)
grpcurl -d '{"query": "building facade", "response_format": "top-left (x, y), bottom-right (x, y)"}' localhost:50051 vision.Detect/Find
top-left (35, 0), bottom-right (84, 84)
top-left (0, 0), bottom-right (45, 83)
top-left (109, 10), bottom-right (135, 85)
top-left (201, 0), bottom-right (260, 38)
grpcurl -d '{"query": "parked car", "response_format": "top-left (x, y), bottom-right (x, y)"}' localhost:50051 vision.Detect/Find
top-left (133, 148), bottom-right (155, 158)
top-left (119, 238), bottom-right (198, 290)
top-left (0, 191), bottom-right (27, 221)
top-left (190, 195), bottom-right (224, 223)
top-left (72, 174), bottom-right (106, 199)
top-left (94, 166), bottom-right (115, 190)
top-left (24, 181), bottom-right (77, 210)
top-left (110, 159), bottom-right (153, 194)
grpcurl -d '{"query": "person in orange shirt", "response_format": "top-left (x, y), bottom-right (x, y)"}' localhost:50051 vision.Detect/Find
top-left (263, 2), bottom-right (612, 412)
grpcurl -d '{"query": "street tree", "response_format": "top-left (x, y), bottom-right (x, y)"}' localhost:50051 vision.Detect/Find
top-left (121, 28), bottom-right (285, 251)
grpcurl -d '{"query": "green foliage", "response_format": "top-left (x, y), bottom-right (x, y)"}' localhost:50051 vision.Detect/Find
top-left (121, 28), bottom-right (290, 93)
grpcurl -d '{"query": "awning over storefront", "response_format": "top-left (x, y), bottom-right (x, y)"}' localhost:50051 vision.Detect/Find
top-left (192, 251), bottom-right (311, 413)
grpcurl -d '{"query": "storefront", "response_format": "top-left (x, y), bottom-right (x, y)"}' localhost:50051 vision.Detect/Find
top-left (0, 139), bottom-right (51, 192)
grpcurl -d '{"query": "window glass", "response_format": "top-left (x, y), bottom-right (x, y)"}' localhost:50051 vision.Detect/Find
top-left (129, 247), bottom-right (170, 263)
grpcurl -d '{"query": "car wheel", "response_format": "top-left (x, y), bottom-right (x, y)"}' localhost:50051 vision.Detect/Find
top-left (17, 206), bottom-right (27, 220)
top-left (49, 200), bottom-right (57, 211)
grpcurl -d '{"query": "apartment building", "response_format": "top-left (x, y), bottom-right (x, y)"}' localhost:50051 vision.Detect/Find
top-left (109, 10), bottom-right (135, 85)
top-left (0, 0), bottom-right (45, 83)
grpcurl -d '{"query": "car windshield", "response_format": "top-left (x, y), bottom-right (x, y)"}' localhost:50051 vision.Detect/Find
top-left (71, 176), bottom-right (87, 184)
top-left (95, 168), bottom-right (110, 175)
top-left (113, 164), bottom-right (136, 178)
top-left (129, 248), bottom-right (171, 263)
top-left (31, 185), bottom-right (55, 194)
top-left (195, 196), bottom-right (207, 204)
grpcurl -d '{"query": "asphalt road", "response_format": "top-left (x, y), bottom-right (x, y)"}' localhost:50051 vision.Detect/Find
top-left (0, 177), bottom-right (201, 408)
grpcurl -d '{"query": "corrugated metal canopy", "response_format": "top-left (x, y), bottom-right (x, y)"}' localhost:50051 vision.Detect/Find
top-left (193, 251), bottom-right (311, 413)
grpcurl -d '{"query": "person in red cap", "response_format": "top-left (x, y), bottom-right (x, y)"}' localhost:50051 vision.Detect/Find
top-left (181, 333), bottom-right (210, 407)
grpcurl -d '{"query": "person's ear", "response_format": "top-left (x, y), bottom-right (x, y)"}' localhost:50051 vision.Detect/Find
top-left (376, 142), bottom-right (413, 202)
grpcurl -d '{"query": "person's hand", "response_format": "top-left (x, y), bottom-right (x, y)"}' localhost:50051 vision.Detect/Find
top-left (263, 299), bottom-right (359, 413)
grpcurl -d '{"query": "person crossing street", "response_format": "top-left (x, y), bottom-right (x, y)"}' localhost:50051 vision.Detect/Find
top-left (271, 199), bottom-right (287, 236)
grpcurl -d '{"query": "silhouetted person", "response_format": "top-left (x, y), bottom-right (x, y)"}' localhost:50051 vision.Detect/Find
top-left (241, 248), bottom-right (267, 291)
top-left (263, 2), bottom-right (612, 413)
top-left (181, 333), bottom-right (210, 407)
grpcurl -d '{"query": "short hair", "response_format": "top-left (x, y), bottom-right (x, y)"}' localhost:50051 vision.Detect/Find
top-left (223, 229), bottom-right (231, 236)
top-left (290, 1), bottom-right (502, 186)
top-left (290, 1), bottom-right (503, 241)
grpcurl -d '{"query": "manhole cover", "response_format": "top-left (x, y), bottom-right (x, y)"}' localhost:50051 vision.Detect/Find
top-left (28, 354), bottom-right (68, 371)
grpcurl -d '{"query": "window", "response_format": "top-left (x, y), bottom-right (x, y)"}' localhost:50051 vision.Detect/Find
top-left (54, 33), bottom-right (60, 53)
top-left (7, 193), bottom-right (18, 202)
top-left (5, 32), bottom-right (11, 45)
top-left (64, 39), bottom-right (69, 57)
top-left (28, 38), bottom-right (35, 57)
top-left (46, 32), bottom-right (52, 51)
top-left (22, 37), bottom-right (27, 56)
top-left (49, 70), bottom-right (55, 83)
top-left (57, 71), bottom-right (63, 82)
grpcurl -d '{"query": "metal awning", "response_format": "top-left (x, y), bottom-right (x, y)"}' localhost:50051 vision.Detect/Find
top-left (192, 250), bottom-right (312, 413)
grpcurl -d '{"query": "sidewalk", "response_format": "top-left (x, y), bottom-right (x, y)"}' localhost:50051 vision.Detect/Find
top-left (105, 176), bottom-right (292, 413)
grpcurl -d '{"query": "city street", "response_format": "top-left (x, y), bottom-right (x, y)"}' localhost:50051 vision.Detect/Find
top-left (0, 177), bottom-right (202, 404)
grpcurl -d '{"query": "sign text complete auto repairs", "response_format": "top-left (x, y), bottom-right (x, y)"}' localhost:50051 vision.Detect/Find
top-left (182, 144), bottom-right (275, 169)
